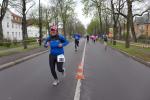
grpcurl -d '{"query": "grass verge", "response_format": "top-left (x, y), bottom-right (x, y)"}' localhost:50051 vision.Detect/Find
top-left (0, 44), bottom-right (40, 57)
top-left (108, 42), bottom-right (150, 62)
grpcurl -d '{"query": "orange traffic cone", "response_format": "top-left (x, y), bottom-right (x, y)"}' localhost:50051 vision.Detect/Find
top-left (77, 66), bottom-right (83, 73)
top-left (76, 67), bottom-right (85, 80)
top-left (76, 72), bottom-right (85, 80)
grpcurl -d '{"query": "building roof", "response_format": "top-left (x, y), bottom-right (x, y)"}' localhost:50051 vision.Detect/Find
top-left (6, 9), bottom-right (22, 24)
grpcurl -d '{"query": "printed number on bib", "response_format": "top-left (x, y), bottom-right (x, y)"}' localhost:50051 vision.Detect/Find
top-left (57, 54), bottom-right (65, 62)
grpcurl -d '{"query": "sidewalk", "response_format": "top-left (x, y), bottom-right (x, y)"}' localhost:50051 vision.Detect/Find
top-left (0, 44), bottom-right (39, 56)
top-left (0, 40), bottom-right (72, 70)
top-left (0, 47), bottom-right (48, 66)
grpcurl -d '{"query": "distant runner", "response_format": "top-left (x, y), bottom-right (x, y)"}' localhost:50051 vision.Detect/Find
top-left (103, 34), bottom-right (108, 51)
top-left (73, 33), bottom-right (81, 52)
top-left (86, 35), bottom-right (89, 43)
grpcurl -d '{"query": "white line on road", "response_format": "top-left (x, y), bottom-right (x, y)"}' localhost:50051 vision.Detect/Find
top-left (74, 40), bottom-right (87, 100)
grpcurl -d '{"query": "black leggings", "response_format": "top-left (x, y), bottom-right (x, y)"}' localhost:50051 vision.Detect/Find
top-left (49, 55), bottom-right (64, 80)
top-left (75, 40), bottom-right (79, 49)
top-left (87, 38), bottom-right (89, 43)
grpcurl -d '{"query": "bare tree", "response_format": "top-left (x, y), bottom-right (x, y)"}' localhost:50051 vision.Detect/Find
top-left (0, 0), bottom-right (9, 40)
top-left (82, 0), bottom-right (105, 35)
top-left (110, 0), bottom-right (124, 45)
top-left (116, 0), bottom-right (150, 47)
top-left (66, 14), bottom-right (76, 38)
top-left (39, 0), bottom-right (42, 46)
top-left (10, 0), bottom-right (35, 49)
top-left (102, 7), bottom-right (111, 34)
top-left (58, 0), bottom-right (75, 37)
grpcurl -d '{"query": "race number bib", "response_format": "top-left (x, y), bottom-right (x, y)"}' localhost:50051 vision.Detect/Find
top-left (57, 54), bottom-right (65, 62)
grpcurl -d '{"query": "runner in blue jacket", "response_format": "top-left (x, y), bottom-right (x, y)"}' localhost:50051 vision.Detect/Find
top-left (44, 25), bottom-right (69, 86)
top-left (73, 33), bottom-right (81, 51)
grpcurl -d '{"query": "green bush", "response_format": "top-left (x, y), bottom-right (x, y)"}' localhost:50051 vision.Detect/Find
top-left (13, 39), bottom-right (18, 45)
top-left (138, 35), bottom-right (150, 40)
top-left (0, 38), bottom-right (37, 48)
top-left (0, 42), bottom-right (3, 46)
top-left (26, 37), bottom-right (36, 42)
top-left (122, 33), bottom-right (127, 40)
top-left (4, 42), bottom-right (11, 47)
top-left (0, 42), bottom-right (12, 47)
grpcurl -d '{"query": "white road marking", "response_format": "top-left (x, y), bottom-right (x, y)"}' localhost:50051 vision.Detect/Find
top-left (74, 40), bottom-right (87, 100)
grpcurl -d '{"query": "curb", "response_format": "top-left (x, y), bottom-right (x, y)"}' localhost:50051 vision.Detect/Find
top-left (109, 46), bottom-right (150, 67)
top-left (0, 50), bottom-right (48, 71)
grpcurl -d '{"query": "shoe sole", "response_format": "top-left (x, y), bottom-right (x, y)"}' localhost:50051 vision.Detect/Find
top-left (52, 81), bottom-right (60, 86)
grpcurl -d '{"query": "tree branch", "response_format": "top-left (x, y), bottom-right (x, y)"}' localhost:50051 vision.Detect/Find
top-left (25, 1), bottom-right (36, 14)
top-left (115, 12), bottom-right (127, 18)
top-left (133, 9), bottom-right (150, 17)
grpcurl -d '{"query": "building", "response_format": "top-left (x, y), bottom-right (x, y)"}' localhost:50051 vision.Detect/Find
top-left (2, 9), bottom-right (22, 41)
top-left (2, 9), bottom-right (40, 41)
top-left (27, 26), bottom-right (39, 38)
top-left (134, 13), bottom-right (150, 37)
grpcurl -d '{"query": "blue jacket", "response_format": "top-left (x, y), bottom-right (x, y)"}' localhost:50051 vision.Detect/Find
top-left (44, 34), bottom-right (69, 56)
top-left (73, 33), bottom-right (81, 40)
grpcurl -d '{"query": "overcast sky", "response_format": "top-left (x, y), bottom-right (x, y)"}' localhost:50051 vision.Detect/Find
top-left (2, 0), bottom-right (149, 28)
top-left (39, 0), bottom-right (92, 28)
top-left (73, 0), bottom-right (92, 28)
top-left (0, 0), bottom-right (91, 28)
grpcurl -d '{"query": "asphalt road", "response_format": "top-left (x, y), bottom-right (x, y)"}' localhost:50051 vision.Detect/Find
top-left (81, 41), bottom-right (150, 100)
top-left (0, 39), bottom-right (150, 100)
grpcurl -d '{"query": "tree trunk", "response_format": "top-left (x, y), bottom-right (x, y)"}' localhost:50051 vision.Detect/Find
top-left (126, 17), bottom-right (130, 48)
top-left (63, 21), bottom-right (66, 38)
top-left (131, 16), bottom-right (137, 42)
top-left (123, 20), bottom-right (126, 40)
top-left (126, 0), bottom-right (132, 48)
top-left (111, 0), bottom-right (117, 45)
top-left (68, 22), bottom-right (72, 39)
top-left (0, 21), bottom-right (3, 40)
top-left (22, 0), bottom-right (28, 49)
top-left (0, 0), bottom-right (9, 40)
top-left (39, 20), bottom-right (42, 46)
top-left (118, 20), bottom-right (122, 40)
top-left (39, 0), bottom-right (42, 46)
top-left (47, 23), bottom-right (50, 34)
top-left (46, 10), bottom-right (50, 35)
top-left (105, 16), bottom-right (109, 34)
top-left (97, 3), bottom-right (102, 34)
top-left (105, 17), bottom-right (107, 34)
top-left (56, 17), bottom-right (59, 33)
top-left (113, 24), bottom-right (117, 45)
